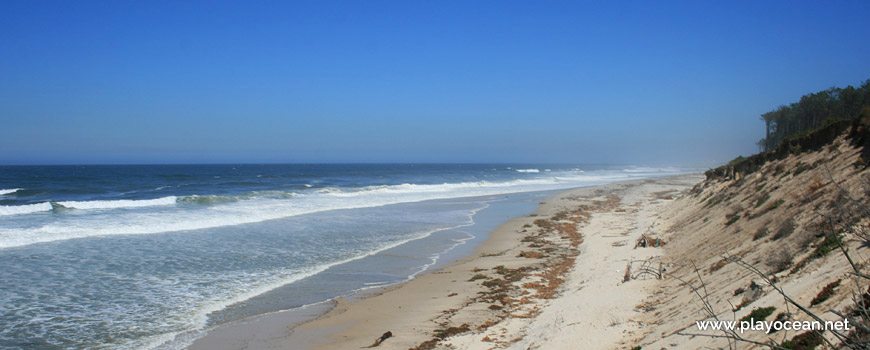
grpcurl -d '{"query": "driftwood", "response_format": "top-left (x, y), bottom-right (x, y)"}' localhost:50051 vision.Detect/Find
top-left (364, 331), bottom-right (393, 348)
top-left (634, 233), bottom-right (665, 248)
top-left (626, 257), bottom-right (665, 281)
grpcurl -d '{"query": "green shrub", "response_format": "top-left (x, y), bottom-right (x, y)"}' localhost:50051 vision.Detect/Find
top-left (780, 331), bottom-right (824, 349)
top-left (728, 155), bottom-right (746, 166)
top-left (740, 306), bottom-right (776, 323)
top-left (813, 233), bottom-right (842, 257)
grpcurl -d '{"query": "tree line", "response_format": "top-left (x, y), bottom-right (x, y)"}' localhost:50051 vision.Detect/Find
top-left (758, 79), bottom-right (870, 151)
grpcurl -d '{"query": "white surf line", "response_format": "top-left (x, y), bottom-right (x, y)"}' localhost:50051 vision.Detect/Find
top-left (149, 204), bottom-right (491, 350)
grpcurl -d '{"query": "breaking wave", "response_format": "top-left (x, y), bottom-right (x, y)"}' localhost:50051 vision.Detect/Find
top-left (56, 197), bottom-right (179, 210)
top-left (0, 188), bottom-right (21, 196)
top-left (177, 195), bottom-right (245, 206)
top-left (0, 202), bottom-right (53, 216)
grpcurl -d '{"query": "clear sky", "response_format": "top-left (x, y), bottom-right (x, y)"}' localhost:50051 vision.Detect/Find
top-left (1, 1), bottom-right (868, 166)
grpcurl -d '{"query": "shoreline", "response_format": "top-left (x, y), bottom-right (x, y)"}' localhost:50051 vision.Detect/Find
top-left (183, 189), bottom-right (555, 350)
top-left (188, 174), bottom-right (703, 349)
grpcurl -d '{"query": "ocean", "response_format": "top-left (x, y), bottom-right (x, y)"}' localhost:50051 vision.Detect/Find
top-left (0, 164), bottom-right (684, 349)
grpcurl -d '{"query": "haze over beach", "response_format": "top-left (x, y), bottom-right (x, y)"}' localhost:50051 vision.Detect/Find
top-left (2, 1), bottom-right (870, 350)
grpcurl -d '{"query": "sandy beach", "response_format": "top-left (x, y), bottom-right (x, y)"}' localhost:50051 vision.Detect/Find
top-left (6, 2), bottom-right (870, 349)
top-left (189, 174), bottom-right (703, 350)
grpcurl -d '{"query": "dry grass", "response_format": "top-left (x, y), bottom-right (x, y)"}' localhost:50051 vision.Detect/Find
top-left (772, 218), bottom-right (796, 240)
top-left (765, 247), bottom-right (794, 273)
top-left (810, 279), bottom-right (841, 306)
top-left (708, 259), bottom-right (727, 273)
top-left (644, 133), bottom-right (870, 349)
top-left (517, 251), bottom-right (543, 259)
top-left (752, 227), bottom-right (769, 241)
top-left (807, 177), bottom-right (825, 193)
top-left (433, 323), bottom-right (470, 339)
top-left (477, 321), bottom-right (495, 330)
top-left (410, 191), bottom-right (622, 348)
top-left (469, 273), bottom-right (486, 281)
top-left (526, 257), bottom-right (574, 299)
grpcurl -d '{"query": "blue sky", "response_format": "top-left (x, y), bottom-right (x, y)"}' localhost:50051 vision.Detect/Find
top-left (1, 1), bottom-right (868, 165)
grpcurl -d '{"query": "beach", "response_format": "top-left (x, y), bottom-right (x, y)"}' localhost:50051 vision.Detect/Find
top-left (189, 174), bottom-right (703, 350)
top-left (6, 1), bottom-right (870, 348)
top-left (5, 2), bottom-right (869, 349)
top-left (0, 165), bottom-right (688, 349)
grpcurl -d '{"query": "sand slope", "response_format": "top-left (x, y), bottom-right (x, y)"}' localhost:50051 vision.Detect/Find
top-left (629, 134), bottom-right (870, 349)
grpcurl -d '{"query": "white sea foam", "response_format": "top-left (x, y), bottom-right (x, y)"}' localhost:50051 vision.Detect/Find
top-left (0, 188), bottom-right (21, 196)
top-left (363, 281), bottom-right (391, 286)
top-left (0, 202), bottom-right (52, 216)
top-left (515, 168), bottom-right (540, 173)
top-left (56, 196), bottom-right (178, 210)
